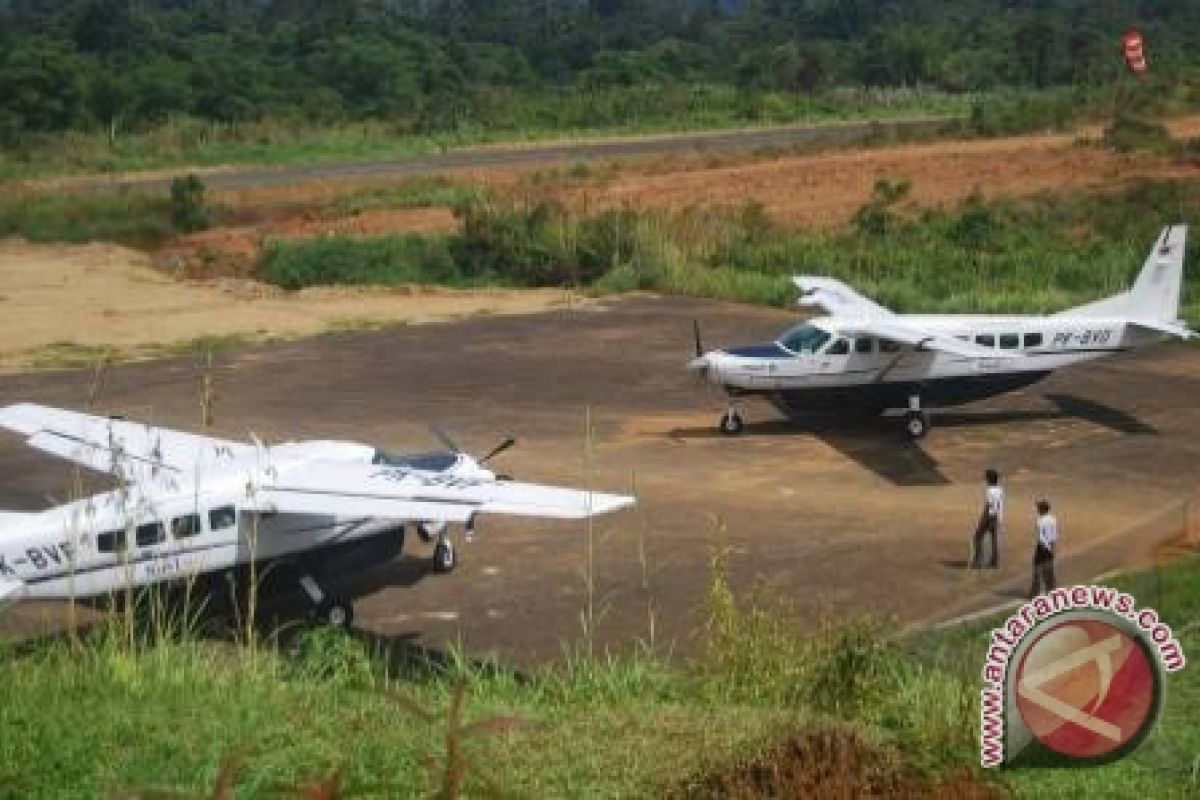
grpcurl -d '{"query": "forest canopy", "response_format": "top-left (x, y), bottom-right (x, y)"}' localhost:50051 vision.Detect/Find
top-left (0, 0), bottom-right (1197, 139)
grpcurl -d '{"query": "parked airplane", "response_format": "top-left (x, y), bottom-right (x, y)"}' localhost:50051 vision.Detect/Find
top-left (0, 405), bottom-right (634, 626)
top-left (689, 225), bottom-right (1192, 438)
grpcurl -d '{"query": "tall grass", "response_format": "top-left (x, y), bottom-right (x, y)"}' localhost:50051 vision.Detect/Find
top-left (3, 554), bottom-right (1198, 796)
top-left (0, 180), bottom-right (223, 248)
top-left (258, 179), bottom-right (1200, 323)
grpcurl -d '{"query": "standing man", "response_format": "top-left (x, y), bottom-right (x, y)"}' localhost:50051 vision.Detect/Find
top-left (970, 469), bottom-right (1004, 568)
top-left (1029, 499), bottom-right (1058, 598)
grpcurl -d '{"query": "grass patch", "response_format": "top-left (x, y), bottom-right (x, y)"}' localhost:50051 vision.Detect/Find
top-left (0, 86), bottom-right (973, 181)
top-left (325, 176), bottom-right (483, 217)
top-left (2, 549), bottom-right (1197, 796)
top-left (24, 342), bottom-right (118, 371)
top-left (0, 177), bottom-right (224, 248)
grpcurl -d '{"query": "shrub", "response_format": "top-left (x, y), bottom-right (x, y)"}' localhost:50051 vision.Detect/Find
top-left (1103, 113), bottom-right (1172, 154)
top-left (259, 234), bottom-right (458, 289)
top-left (169, 174), bottom-right (210, 232)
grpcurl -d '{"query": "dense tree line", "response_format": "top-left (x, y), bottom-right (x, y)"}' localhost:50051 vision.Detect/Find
top-left (0, 0), bottom-right (1197, 139)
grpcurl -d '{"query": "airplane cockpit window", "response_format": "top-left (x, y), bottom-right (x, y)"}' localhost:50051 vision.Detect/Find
top-left (825, 338), bottom-right (850, 355)
top-left (97, 529), bottom-right (126, 553)
top-left (778, 324), bottom-right (831, 354)
top-left (209, 506), bottom-right (237, 532)
top-left (171, 514), bottom-right (202, 539)
top-left (373, 450), bottom-right (458, 472)
top-left (136, 522), bottom-right (165, 547)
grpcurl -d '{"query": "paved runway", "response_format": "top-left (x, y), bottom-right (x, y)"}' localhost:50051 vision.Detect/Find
top-left (2, 296), bottom-right (1196, 663)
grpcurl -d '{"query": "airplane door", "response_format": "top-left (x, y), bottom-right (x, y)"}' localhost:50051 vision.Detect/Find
top-left (815, 337), bottom-right (852, 379)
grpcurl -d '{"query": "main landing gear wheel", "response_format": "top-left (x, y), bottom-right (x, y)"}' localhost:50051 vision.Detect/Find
top-left (905, 410), bottom-right (930, 439)
top-left (719, 409), bottom-right (745, 436)
top-left (433, 539), bottom-right (457, 573)
top-left (317, 597), bottom-right (354, 628)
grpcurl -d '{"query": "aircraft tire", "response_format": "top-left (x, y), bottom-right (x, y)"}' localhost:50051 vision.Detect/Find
top-left (719, 410), bottom-right (745, 436)
top-left (433, 540), bottom-right (457, 573)
top-left (318, 597), bottom-right (354, 628)
top-left (905, 411), bottom-right (929, 439)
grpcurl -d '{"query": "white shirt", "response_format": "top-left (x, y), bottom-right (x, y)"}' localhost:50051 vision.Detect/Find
top-left (985, 485), bottom-right (1004, 522)
top-left (1036, 513), bottom-right (1059, 549)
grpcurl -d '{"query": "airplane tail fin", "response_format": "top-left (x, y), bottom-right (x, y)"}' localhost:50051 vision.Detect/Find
top-left (1062, 225), bottom-right (1188, 324)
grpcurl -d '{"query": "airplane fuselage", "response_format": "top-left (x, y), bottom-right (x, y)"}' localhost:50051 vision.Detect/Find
top-left (0, 440), bottom-right (476, 602)
top-left (700, 315), bottom-right (1164, 413)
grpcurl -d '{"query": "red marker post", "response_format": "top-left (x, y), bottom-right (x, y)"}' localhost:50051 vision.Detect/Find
top-left (1123, 28), bottom-right (1147, 77)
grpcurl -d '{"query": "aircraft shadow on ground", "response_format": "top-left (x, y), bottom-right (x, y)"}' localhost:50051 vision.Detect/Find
top-left (668, 394), bottom-right (1156, 486)
top-left (667, 416), bottom-right (950, 486)
top-left (1042, 393), bottom-right (1158, 435)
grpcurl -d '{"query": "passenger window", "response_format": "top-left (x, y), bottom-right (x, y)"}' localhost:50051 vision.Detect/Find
top-left (999, 334), bottom-right (1020, 349)
top-left (209, 506), bottom-right (237, 531)
top-left (975, 334), bottom-right (995, 348)
top-left (1024, 333), bottom-right (1043, 348)
top-left (136, 522), bottom-right (165, 547)
top-left (854, 337), bottom-right (874, 354)
top-left (880, 339), bottom-right (902, 353)
top-left (97, 529), bottom-right (126, 553)
top-left (825, 338), bottom-right (850, 355)
top-left (954, 335), bottom-right (970, 342)
top-left (171, 514), bottom-right (202, 539)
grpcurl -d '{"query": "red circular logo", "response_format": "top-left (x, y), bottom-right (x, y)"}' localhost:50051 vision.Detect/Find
top-left (1014, 618), bottom-right (1160, 760)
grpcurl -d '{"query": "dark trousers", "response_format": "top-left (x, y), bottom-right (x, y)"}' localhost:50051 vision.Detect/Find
top-left (1029, 544), bottom-right (1055, 598)
top-left (971, 513), bottom-right (998, 568)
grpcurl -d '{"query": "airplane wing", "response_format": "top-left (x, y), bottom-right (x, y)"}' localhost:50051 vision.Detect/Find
top-left (247, 460), bottom-right (635, 522)
top-left (0, 403), bottom-right (251, 478)
top-left (791, 277), bottom-right (1017, 359)
top-left (832, 318), bottom-right (1020, 360)
top-left (794, 276), bottom-right (893, 318)
top-left (0, 576), bottom-right (24, 603)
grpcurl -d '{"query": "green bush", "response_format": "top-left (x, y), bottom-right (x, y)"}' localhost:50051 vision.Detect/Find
top-left (169, 174), bottom-right (210, 232)
top-left (259, 234), bottom-right (459, 289)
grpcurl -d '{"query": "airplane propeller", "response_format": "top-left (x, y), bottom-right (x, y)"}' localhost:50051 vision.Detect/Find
top-left (479, 436), bottom-right (516, 465)
top-left (429, 425), bottom-right (517, 477)
top-left (689, 319), bottom-right (712, 383)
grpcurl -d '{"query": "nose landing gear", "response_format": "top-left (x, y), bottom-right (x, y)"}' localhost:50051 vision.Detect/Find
top-left (719, 407), bottom-right (745, 435)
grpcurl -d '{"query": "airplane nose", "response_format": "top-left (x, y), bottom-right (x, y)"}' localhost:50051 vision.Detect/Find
top-left (687, 353), bottom-right (722, 383)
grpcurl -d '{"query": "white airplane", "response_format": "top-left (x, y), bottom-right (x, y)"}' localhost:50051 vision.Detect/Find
top-left (690, 225), bottom-right (1192, 438)
top-left (0, 405), bottom-right (634, 626)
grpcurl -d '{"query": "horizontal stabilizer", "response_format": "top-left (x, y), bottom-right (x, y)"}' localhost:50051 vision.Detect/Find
top-left (1128, 319), bottom-right (1194, 339)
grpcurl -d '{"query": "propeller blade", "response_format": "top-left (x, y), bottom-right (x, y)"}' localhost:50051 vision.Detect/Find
top-left (479, 437), bottom-right (516, 464)
top-left (430, 424), bottom-right (462, 454)
top-left (693, 319), bottom-right (704, 358)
